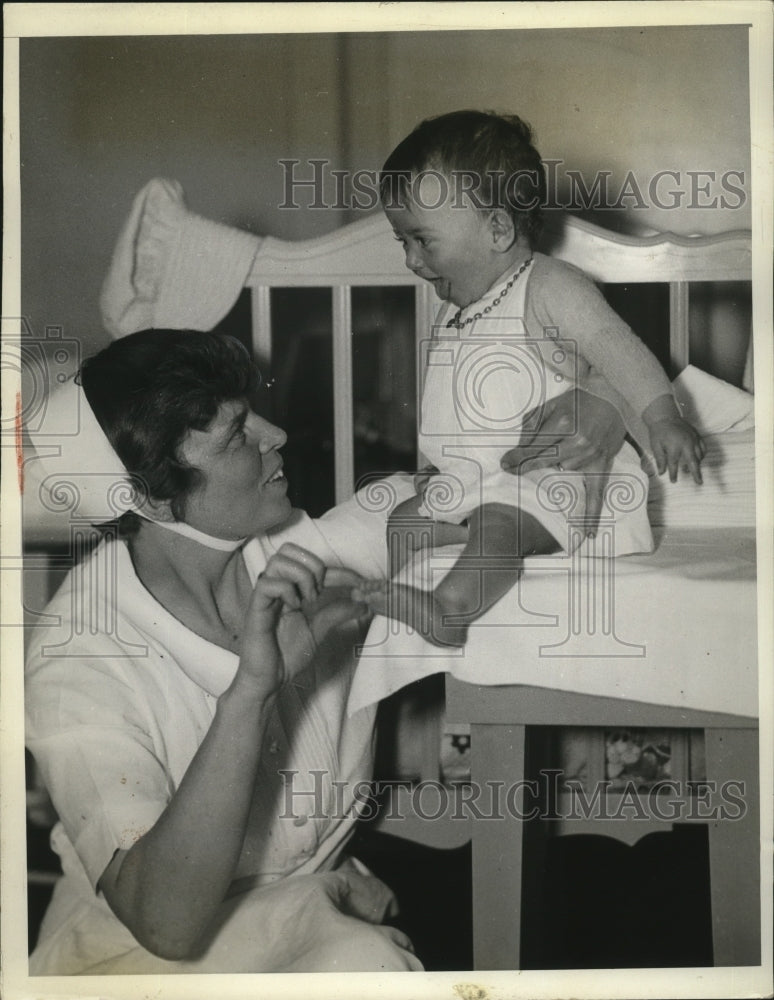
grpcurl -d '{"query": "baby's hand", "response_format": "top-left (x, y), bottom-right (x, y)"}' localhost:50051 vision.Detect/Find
top-left (649, 417), bottom-right (705, 484)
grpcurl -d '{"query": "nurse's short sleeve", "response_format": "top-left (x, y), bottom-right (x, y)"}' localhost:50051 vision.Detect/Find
top-left (26, 651), bottom-right (172, 889)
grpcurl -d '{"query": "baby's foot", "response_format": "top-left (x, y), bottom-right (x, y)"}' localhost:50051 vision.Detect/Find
top-left (356, 581), bottom-right (468, 648)
top-left (352, 579), bottom-right (391, 618)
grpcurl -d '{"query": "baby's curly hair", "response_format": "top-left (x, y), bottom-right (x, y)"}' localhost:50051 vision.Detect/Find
top-left (380, 109), bottom-right (546, 245)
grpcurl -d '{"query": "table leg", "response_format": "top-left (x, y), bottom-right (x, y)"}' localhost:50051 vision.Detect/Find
top-left (470, 723), bottom-right (527, 970)
top-left (704, 728), bottom-right (760, 966)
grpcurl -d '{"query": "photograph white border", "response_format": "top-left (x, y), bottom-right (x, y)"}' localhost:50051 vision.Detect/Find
top-left (2, 4), bottom-right (772, 999)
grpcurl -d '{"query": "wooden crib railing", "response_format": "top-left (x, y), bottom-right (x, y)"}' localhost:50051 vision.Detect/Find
top-left (245, 209), bottom-right (752, 504)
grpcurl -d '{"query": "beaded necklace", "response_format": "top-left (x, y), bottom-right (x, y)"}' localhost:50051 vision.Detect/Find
top-left (446, 256), bottom-right (533, 329)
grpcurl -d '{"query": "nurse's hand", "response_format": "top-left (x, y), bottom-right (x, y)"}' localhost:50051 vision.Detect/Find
top-left (304, 567), bottom-right (373, 633)
top-left (499, 389), bottom-right (627, 537)
top-left (239, 545), bottom-right (368, 699)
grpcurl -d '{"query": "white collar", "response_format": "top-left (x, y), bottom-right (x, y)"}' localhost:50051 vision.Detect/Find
top-left (135, 511), bottom-right (248, 552)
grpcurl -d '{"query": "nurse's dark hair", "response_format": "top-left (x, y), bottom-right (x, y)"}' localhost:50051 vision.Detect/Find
top-left (379, 109), bottom-right (546, 245)
top-left (79, 329), bottom-right (260, 522)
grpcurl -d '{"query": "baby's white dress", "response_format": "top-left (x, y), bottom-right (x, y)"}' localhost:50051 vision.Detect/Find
top-left (417, 258), bottom-right (655, 557)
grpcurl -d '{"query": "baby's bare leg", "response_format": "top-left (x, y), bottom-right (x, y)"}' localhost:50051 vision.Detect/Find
top-left (365, 504), bottom-right (560, 647)
top-left (386, 497), bottom-right (468, 575)
top-left (430, 503), bottom-right (559, 644)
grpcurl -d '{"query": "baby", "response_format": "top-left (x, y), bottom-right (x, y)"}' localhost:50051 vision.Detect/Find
top-left (356, 110), bottom-right (704, 647)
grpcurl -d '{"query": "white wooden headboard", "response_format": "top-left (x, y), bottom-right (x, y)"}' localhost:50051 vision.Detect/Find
top-left (245, 211), bottom-right (752, 504)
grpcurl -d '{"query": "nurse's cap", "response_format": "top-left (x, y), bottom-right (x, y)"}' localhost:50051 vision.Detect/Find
top-left (24, 372), bottom-right (145, 526)
top-left (23, 369), bottom-right (248, 551)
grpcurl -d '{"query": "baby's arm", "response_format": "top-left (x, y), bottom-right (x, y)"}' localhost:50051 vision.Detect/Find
top-left (532, 261), bottom-right (705, 474)
top-left (551, 282), bottom-right (704, 483)
top-left (642, 394), bottom-right (705, 484)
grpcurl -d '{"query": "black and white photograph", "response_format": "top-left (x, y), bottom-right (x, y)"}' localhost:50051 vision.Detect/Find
top-left (2, 4), bottom-right (772, 999)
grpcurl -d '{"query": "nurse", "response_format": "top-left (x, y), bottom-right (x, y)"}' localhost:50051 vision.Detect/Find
top-left (25, 327), bottom-right (628, 975)
top-left (25, 328), bottom-right (419, 974)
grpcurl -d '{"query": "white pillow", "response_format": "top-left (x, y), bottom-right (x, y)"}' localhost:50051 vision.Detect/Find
top-left (672, 364), bottom-right (754, 434)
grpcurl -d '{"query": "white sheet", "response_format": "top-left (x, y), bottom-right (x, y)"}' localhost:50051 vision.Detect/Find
top-left (348, 525), bottom-right (758, 719)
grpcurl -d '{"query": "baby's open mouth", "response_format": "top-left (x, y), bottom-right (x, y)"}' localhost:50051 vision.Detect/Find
top-left (430, 277), bottom-right (450, 299)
